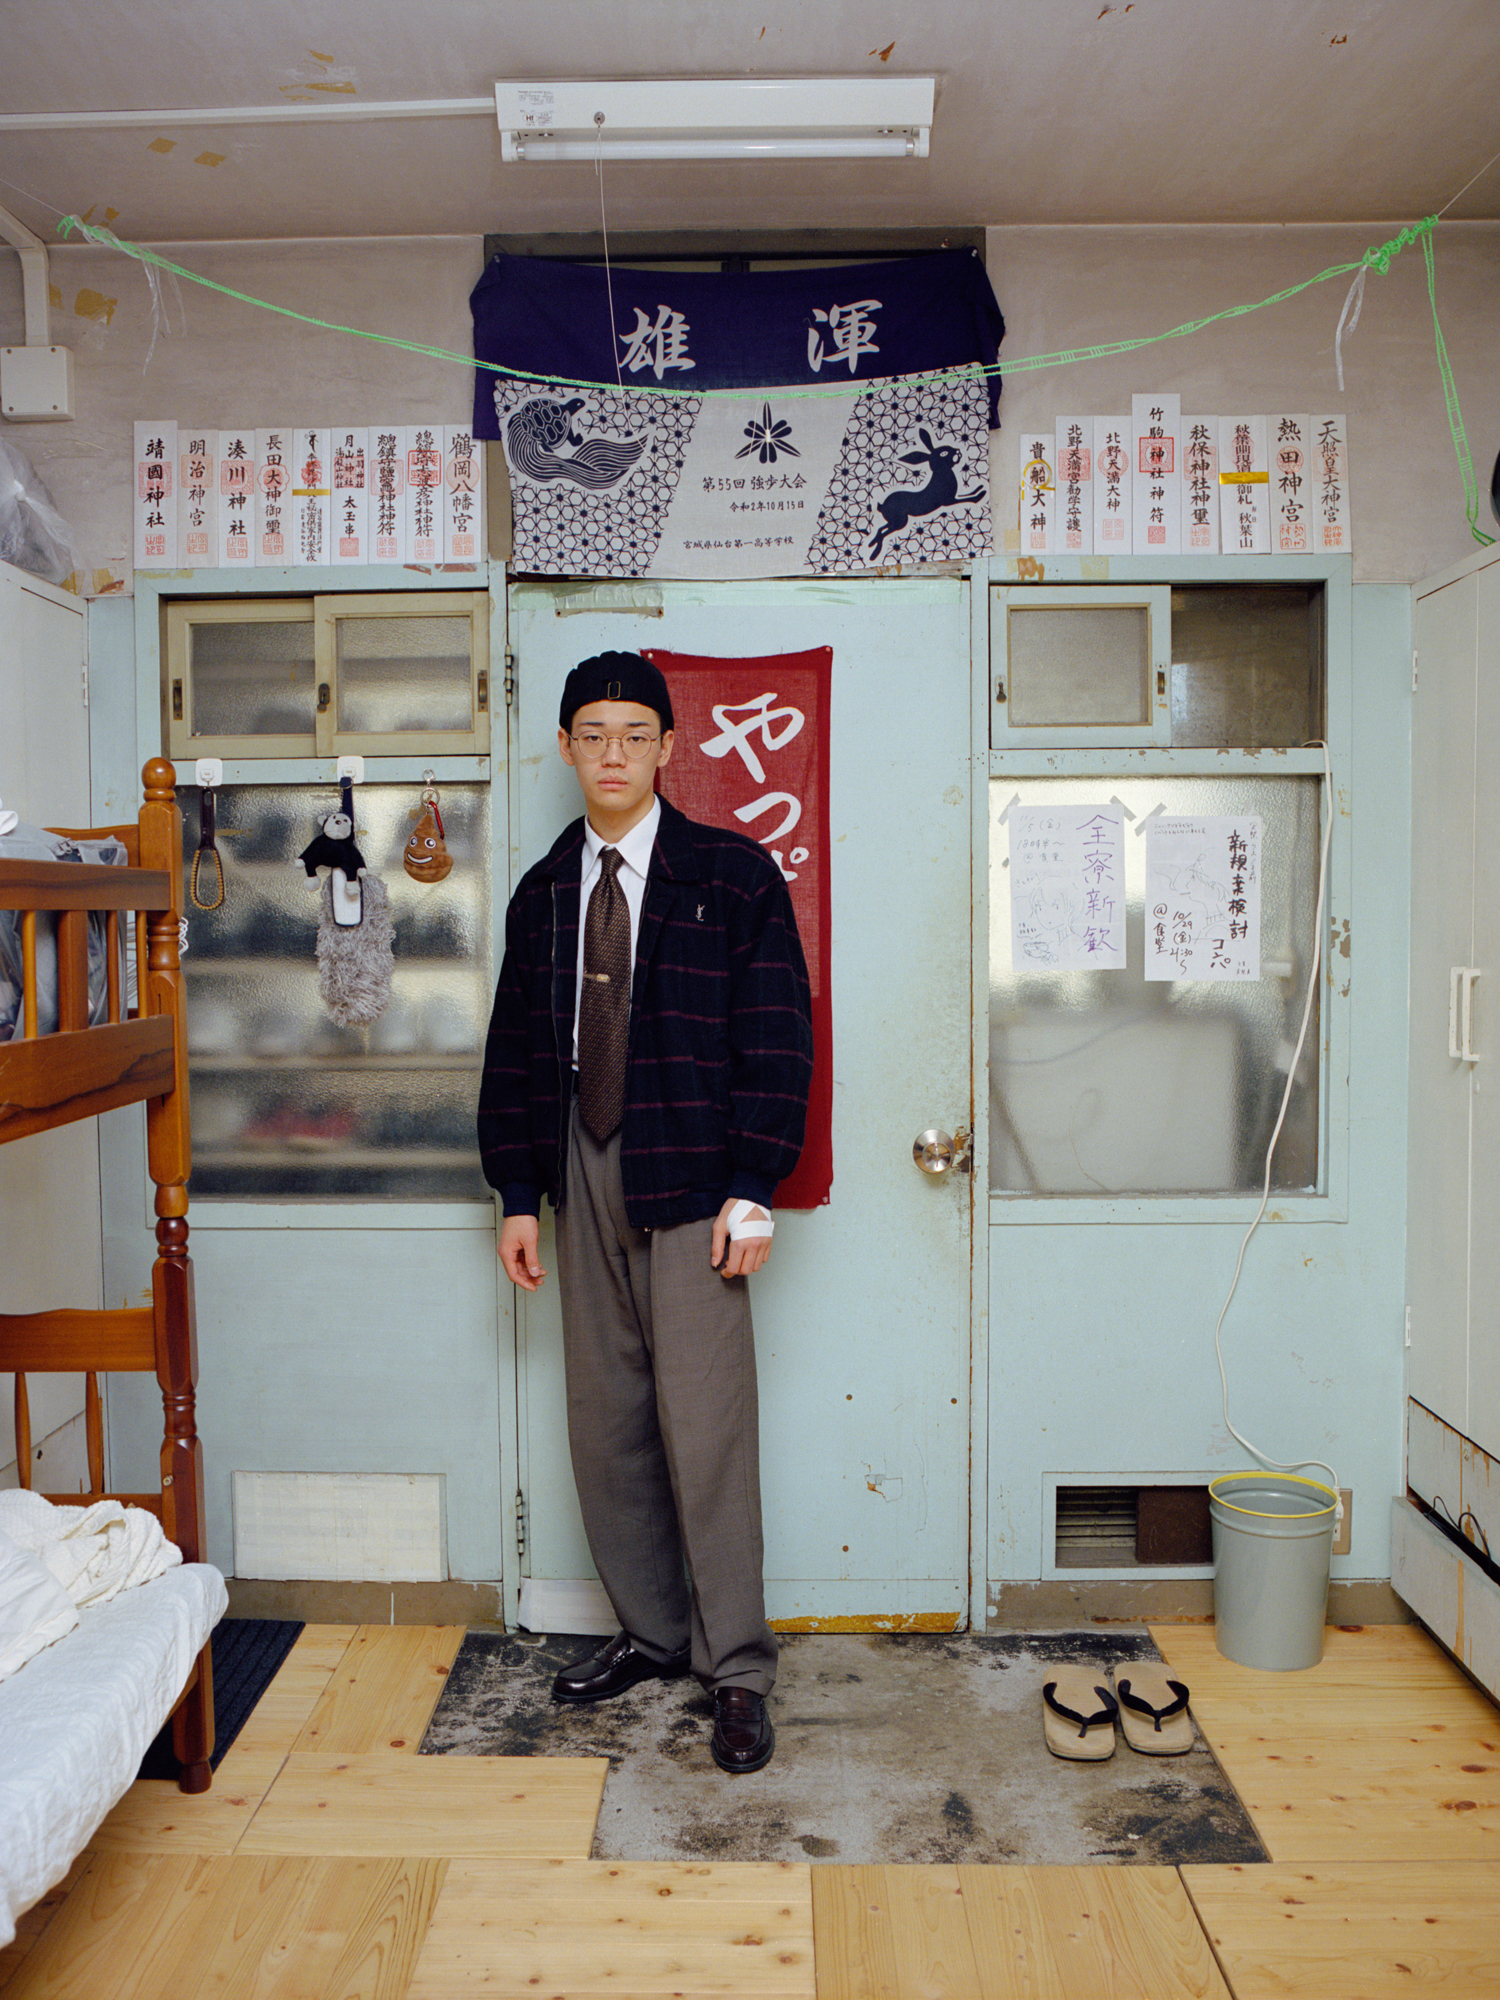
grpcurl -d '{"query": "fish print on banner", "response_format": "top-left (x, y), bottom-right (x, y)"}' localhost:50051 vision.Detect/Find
top-left (474, 250), bottom-right (1003, 580)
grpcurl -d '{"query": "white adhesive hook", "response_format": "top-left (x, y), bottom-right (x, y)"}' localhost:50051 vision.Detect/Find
top-left (194, 758), bottom-right (223, 789)
top-left (336, 754), bottom-right (365, 784)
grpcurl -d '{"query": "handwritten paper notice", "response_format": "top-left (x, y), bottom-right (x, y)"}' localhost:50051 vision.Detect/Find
top-left (1272, 413), bottom-right (1311, 554)
top-left (1145, 815), bottom-right (1261, 981)
top-left (1010, 803), bottom-right (1127, 971)
top-left (1217, 416), bottom-right (1271, 554)
top-left (1055, 416), bottom-right (1093, 555)
top-left (133, 421), bottom-right (177, 570)
top-left (1131, 392), bottom-right (1181, 554)
top-left (1019, 431), bottom-right (1054, 556)
top-left (1092, 417), bottom-right (1132, 552)
top-left (1310, 413), bottom-right (1350, 553)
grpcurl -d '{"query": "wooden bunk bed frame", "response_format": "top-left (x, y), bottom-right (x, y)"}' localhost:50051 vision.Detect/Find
top-left (0, 757), bottom-right (213, 1792)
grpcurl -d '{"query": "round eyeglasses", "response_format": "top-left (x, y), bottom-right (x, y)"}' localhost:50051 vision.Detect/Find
top-left (570, 730), bottom-right (661, 761)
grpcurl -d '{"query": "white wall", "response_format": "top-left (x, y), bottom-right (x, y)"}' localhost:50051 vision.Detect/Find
top-left (985, 221), bottom-right (1500, 587)
top-left (0, 237), bottom-right (482, 592)
top-left (1, 222), bottom-right (1495, 589)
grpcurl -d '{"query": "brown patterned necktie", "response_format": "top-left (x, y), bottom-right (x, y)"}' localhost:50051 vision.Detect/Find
top-left (578, 847), bottom-right (630, 1141)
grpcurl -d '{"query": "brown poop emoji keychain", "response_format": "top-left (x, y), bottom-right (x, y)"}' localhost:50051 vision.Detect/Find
top-left (404, 788), bottom-right (452, 883)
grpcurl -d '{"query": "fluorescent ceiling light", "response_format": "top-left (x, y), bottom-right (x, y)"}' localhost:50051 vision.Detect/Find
top-left (495, 77), bottom-right (934, 164)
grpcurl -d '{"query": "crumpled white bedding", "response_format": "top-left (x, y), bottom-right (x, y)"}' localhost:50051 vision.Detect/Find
top-left (0, 1562), bottom-right (227, 1948)
top-left (0, 1489), bottom-right (182, 1614)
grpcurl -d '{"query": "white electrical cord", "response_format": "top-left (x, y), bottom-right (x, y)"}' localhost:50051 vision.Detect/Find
top-left (1211, 740), bottom-right (1342, 1515)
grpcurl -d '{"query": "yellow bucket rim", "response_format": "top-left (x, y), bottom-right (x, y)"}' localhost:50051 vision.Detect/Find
top-left (1209, 1472), bottom-right (1338, 1520)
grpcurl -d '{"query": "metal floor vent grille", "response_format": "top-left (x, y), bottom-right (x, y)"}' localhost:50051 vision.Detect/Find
top-left (1055, 1486), bottom-right (1140, 1568)
top-left (1054, 1483), bottom-right (1213, 1568)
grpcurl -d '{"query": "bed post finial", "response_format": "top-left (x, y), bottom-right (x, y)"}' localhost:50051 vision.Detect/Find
top-left (143, 757), bottom-right (177, 801)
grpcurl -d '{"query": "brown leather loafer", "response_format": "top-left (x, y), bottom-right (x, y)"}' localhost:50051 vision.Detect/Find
top-left (550, 1632), bottom-right (691, 1705)
top-left (710, 1686), bottom-right (775, 1773)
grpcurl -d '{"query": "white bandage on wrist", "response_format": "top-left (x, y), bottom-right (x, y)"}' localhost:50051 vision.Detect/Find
top-left (727, 1198), bottom-right (774, 1242)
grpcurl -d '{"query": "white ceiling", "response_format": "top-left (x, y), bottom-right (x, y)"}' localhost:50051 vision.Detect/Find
top-left (0, 0), bottom-right (1497, 245)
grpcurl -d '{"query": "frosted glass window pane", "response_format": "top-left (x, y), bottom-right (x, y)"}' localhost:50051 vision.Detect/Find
top-left (1006, 606), bottom-right (1149, 727)
top-left (181, 782), bottom-right (490, 1201)
top-left (1170, 585), bottom-right (1324, 748)
top-left (190, 620), bottom-right (315, 738)
top-left (335, 616), bottom-right (472, 735)
top-left (989, 775), bottom-right (1321, 1196)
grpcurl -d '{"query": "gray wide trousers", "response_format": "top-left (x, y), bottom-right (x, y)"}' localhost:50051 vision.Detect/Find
top-left (554, 1101), bottom-right (777, 1695)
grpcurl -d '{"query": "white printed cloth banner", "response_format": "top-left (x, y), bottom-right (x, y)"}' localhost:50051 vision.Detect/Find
top-left (473, 248), bottom-right (1004, 580)
top-left (1008, 803), bottom-right (1127, 972)
top-left (492, 374), bottom-right (994, 580)
top-left (1145, 815), bottom-right (1262, 982)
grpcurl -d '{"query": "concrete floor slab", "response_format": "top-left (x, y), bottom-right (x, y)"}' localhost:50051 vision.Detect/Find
top-left (419, 1628), bottom-right (1267, 1868)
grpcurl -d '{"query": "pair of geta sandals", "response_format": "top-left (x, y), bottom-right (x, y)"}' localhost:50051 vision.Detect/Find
top-left (1042, 1662), bottom-right (1192, 1759)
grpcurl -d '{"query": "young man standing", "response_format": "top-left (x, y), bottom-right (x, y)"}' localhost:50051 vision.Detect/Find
top-left (479, 650), bottom-right (813, 1774)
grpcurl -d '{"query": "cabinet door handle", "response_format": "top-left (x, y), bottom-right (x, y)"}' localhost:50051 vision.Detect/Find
top-left (1462, 967), bottom-right (1482, 1063)
top-left (1451, 966), bottom-right (1464, 1059)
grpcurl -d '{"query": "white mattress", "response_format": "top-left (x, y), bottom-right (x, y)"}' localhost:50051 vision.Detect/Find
top-left (0, 1563), bottom-right (227, 1947)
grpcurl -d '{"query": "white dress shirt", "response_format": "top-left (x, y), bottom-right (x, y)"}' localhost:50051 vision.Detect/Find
top-left (572, 798), bottom-right (660, 1066)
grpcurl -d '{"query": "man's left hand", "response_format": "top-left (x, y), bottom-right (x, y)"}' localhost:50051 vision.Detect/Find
top-left (711, 1200), bottom-right (771, 1278)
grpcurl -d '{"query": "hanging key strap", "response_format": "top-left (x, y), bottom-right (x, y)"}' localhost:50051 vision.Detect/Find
top-left (190, 787), bottom-right (225, 911)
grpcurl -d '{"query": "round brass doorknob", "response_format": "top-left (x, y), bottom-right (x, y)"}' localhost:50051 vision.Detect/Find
top-left (913, 1128), bottom-right (955, 1174)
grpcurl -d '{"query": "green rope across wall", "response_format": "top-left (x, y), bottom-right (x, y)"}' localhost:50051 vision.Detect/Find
top-left (58, 209), bottom-right (1493, 548)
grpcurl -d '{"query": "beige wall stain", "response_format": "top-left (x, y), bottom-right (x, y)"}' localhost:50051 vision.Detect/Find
top-left (195, 151), bottom-right (227, 168)
top-left (147, 136), bottom-right (176, 156)
top-left (74, 289), bottom-right (116, 326)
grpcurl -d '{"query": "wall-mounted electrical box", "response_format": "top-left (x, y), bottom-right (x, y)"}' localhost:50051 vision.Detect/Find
top-left (0, 345), bottom-right (75, 421)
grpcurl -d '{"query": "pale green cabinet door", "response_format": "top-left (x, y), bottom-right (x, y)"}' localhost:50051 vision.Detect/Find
top-left (1409, 572), bottom-right (1480, 1434)
top-left (507, 578), bottom-right (974, 1631)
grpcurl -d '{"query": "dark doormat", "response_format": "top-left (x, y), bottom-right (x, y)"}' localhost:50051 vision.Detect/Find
top-left (418, 1628), bottom-right (1268, 1867)
top-left (137, 1617), bottom-right (304, 1781)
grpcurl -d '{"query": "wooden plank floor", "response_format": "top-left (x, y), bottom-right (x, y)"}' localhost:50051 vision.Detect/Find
top-left (407, 1858), bottom-right (816, 1999)
top-left (293, 1625), bottom-right (466, 1755)
top-left (1151, 1623), bottom-right (1500, 1862)
top-left (13, 1617), bottom-right (1500, 1998)
top-left (1184, 1861), bottom-right (1500, 2000)
top-left (88, 1624), bottom-right (358, 1854)
top-left (6, 1852), bottom-right (447, 2000)
top-left (238, 1752), bottom-right (607, 1859)
top-left (812, 1864), bottom-right (1230, 2000)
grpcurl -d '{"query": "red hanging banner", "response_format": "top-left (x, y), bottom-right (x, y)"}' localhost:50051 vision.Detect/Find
top-left (646, 647), bottom-right (833, 1210)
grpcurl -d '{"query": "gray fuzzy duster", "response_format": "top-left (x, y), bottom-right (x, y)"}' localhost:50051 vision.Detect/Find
top-left (316, 871), bottom-right (394, 1025)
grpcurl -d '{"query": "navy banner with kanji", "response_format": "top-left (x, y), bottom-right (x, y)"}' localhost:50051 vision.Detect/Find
top-left (471, 248), bottom-right (1003, 430)
top-left (469, 250), bottom-right (1005, 579)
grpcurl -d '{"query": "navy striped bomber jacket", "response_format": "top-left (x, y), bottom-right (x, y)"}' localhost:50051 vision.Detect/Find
top-left (478, 797), bottom-right (814, 1229)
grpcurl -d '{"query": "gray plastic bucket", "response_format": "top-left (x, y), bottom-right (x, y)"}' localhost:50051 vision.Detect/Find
top-left (1209, 1472), bottom-right (1337, 1671)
